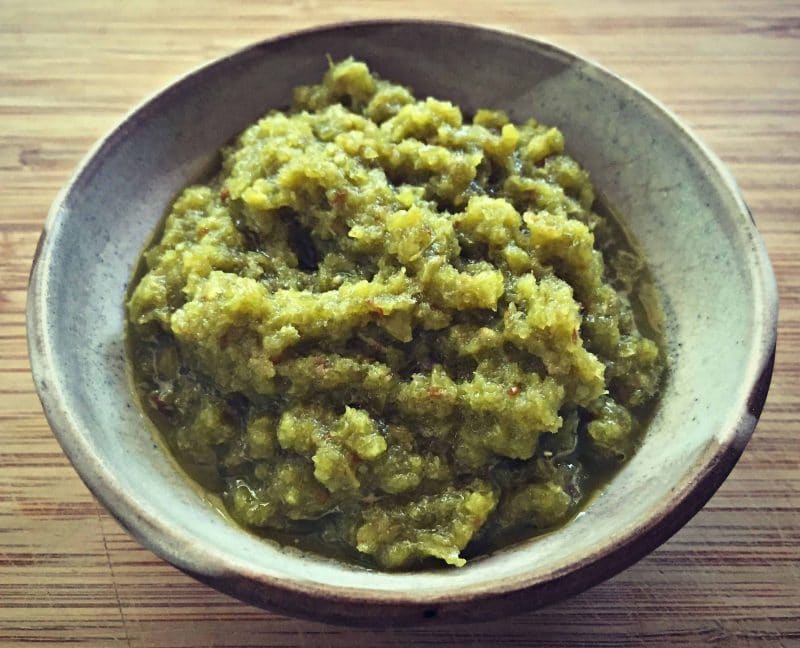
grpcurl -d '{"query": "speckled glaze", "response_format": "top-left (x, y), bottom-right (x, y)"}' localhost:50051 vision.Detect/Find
top-left (27, 21), bottom-right (778, 626)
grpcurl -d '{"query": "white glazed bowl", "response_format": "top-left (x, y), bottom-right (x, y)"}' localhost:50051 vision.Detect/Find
top-left (27, 21), bottom-right (777, 625)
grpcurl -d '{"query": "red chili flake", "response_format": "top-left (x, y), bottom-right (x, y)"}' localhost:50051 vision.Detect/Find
top-left (507, 385), bottom-right (521, 397)
top-left (571, 328), bottom-right (579, 342)
top-left (312, 355), bottom-right (330, 373)
top-left (427, 386), bottom-right (443, 398)
top-left (366, 298), bottom-right (385, 317)
top-left (148, 392), bottom-right (173, 414)
top-left (197, 227), bottom-right (209, 240)
top-left (219, 187), bottom-right (230, 202)
top-left (331, 188), bottom-right (348, 207)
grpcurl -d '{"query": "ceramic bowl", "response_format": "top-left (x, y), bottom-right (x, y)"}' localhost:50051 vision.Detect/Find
top-left (27, 21), bottom-right (778, 625)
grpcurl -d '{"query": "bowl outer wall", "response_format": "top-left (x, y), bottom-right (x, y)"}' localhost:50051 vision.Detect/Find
top-left (26, 20), bottom-right (778, 625)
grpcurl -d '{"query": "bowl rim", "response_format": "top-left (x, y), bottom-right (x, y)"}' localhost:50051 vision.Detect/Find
top-left (26, 19), bottom-right (779, 623)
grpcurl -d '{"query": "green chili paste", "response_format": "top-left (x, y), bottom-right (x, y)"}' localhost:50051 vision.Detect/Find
top-left (127, 58), bottom-right (664, 570)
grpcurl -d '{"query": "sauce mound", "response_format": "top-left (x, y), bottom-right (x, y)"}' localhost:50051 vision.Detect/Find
top-left (127, 58), bottom-right (664, 570)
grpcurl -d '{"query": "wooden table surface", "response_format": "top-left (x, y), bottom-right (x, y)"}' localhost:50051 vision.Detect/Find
top-left (1, 1), bottom-right (798, 646)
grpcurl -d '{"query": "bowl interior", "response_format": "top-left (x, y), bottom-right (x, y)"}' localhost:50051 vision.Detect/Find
top-left (29, 22), bottom-right (776, 620)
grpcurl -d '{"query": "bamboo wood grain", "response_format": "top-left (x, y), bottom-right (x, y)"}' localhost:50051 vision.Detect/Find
top-left (1, 1), bottom-right (798, 646)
